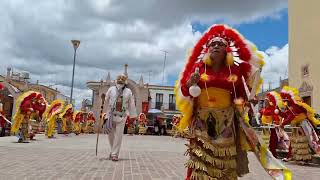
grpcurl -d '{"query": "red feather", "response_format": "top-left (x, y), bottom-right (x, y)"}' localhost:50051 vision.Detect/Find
top-left (180, 24), bottom-right (255, 84)
top-left (239, 62), bottom-right (252, 79)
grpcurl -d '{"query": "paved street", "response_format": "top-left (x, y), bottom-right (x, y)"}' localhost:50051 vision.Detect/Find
top-left (0, 134), bottom-right (319, 180)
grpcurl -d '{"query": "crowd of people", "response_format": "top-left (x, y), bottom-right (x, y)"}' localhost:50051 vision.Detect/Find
top-left (0, 87), bottom-right (98, 142)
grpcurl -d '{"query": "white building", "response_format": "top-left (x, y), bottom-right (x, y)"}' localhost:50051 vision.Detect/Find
top-left (148, 85), bottom-right (179, 116)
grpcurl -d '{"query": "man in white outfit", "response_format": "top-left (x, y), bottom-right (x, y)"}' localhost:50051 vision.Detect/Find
top-left (103, 74), bottom-right (137, 161)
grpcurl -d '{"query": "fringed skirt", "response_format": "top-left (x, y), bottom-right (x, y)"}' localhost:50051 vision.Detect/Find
top-left (138, 124), bottom-right (147, 134)
top-left (127, 124), bottom-right (135, 134)
top-left (290, 127), bottom-right (312, 162)
top-left (87, 121), bottom-right (95, 133)
top-left (185, 107), bottom-right (247, 180)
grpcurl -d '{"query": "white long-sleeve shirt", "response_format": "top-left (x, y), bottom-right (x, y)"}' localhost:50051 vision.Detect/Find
top-left (103, 86), bottom-right (137, 120)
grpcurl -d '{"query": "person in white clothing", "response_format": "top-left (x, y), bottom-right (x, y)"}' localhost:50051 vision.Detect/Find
top-left (103, 74), bottom-right (137, 161)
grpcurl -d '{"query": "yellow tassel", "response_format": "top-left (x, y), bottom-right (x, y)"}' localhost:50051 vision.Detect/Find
top-left (226, 52), bottom-right (234, 66)
top-left (11, 112), bottom-right (24, 134)
top-left (174, 81), bottom-right (193, 131)
top-left (204, 53), bottom-right (213, 66)
top-left (200, 73), bottom-right (209, 82)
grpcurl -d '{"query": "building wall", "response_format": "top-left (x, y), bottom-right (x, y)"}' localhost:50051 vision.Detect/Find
top-left (0, 87), bottom-right (14, 119)
top-left (149, 88), bottom-right (175, 110)
top-left (289, 0), bottom-right (320, 113)
top-left (88, 80), bottom-right (149, 120)
top-left (28, 85), bottom-right (58, 104)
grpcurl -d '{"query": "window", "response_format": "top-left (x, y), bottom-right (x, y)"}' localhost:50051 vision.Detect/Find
top-left (169, 94), bottom-right (176, 110)
top-left (155, 93), bottom-right (163, 110)
top-left (169, 94), bottom-right (175, 103)
top-left (156, 93), bottom-right (163, 103)
top-left (302, 64), bottom-right (309, 77)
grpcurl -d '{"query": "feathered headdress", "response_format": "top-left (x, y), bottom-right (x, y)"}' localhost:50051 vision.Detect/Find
top-left (266, 91), bottom-right (284, 109)
top-left (44, 99), bottom-right (65, 119)
top-left (11, 91), bottom-right (48, 133)
top-left (60, 104), bottom-right (73, 118)
top-left (175, 24), bottom-right (265, 130)
top-left (280, 86), bottom-right (300, 104)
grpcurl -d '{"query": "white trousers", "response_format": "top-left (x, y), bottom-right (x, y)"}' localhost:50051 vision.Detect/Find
top-left (107, 116), bottom-right (126, 157)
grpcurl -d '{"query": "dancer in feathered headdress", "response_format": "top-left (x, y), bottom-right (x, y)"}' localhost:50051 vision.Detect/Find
top-left (259, 91), bottom-right (289, 158)
top-left (280, 86), bottom-right (320, 163)
top-left (86, 111), bottom-right (96, 134)
top-left (44, 99), bottom-right (65, 138)
top-left (11, 91), bottom-right (47, 142)
top-left (175, 24), bottom-right (290, 180)
top-left (60, 104), bottom-right (73, 135)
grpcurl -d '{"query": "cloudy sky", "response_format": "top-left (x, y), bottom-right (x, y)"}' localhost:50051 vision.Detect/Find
top-left (0, 0), bottom-right (288, 108)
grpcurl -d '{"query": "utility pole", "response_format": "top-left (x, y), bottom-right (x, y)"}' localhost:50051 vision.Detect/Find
top-left (160, 50), bottom-right (168, 85)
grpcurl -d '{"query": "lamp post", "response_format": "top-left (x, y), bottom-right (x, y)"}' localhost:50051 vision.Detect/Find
top-left (70, 40), bottom-right (80, 105)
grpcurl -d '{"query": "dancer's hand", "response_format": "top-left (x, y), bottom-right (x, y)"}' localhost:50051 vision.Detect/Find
top-left (189, 72), bottom-right (200, 85)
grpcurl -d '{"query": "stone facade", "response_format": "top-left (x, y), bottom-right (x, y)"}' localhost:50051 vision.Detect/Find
top-left (87, 65), bottom-right (149, 120)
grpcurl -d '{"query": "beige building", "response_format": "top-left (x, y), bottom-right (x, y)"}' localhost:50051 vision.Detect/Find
top-left (289, 0), bottom-right (320, 113)
top-left (0, 67), bottom-right (69, 119)
top-left (86, 64), bottom-right (180, 119)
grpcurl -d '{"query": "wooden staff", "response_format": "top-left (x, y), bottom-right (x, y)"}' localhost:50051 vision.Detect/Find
top-left (96, 93), bottom-right (106, 156)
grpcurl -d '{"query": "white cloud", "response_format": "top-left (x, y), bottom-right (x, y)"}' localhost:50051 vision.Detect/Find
top-left (261, 44), bottom-right (289, 90)
top-left (0, 0), bottom-right (287, 108)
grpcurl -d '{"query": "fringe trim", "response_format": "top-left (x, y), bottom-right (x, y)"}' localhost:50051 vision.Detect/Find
top-left (190, 170), bottom-right (217, 180)
top-left (290, 136), bottom-right (308, 143)
top-left (293, 154), bottom-right (312, 161)
top-left (291, 143), bottom-right (309, 149)
top-left (185, 159), bottom-right (208, 173)
top-left (186, 159), bottom-right (236, 179)
top-left (292, 149), bottom-right (311, 155)
top-left (190, 168), bottom-right (237, 180)
top-left (195, 137), bottom-right (237, 157)
top-left (186, 146), bottom-right (237, 169)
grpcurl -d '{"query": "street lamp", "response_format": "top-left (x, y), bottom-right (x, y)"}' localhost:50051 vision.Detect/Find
top-left (70, 40), bottom-right (80, 105)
